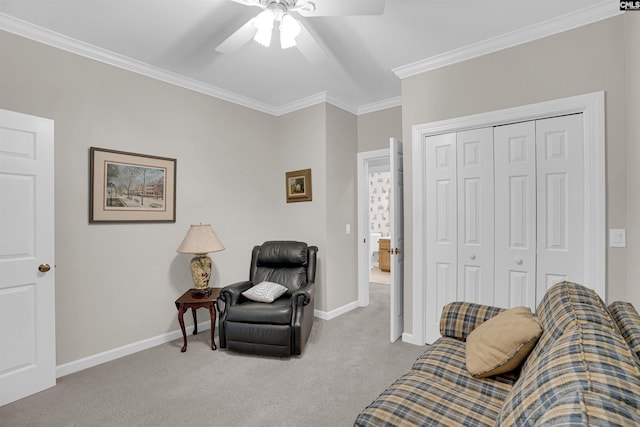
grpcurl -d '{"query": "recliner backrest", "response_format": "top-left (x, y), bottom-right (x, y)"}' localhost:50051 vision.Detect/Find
top-left (249, 241), bottom-right (317, 294)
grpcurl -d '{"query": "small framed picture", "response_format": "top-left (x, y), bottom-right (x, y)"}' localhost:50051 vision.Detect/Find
top-left (285, 168), bottom-right (312, 203)
top-left (89, 147), bottom-right (176, 223)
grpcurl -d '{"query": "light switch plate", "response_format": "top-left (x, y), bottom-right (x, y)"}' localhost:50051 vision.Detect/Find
top-left (609, 229), bottom-right (626, 248)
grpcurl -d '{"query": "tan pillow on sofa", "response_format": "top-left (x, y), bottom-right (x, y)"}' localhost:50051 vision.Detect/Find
top-left (466, 306), bottom-right (543, 378)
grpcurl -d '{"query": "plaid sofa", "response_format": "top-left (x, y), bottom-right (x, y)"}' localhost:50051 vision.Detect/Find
top-left (355, 282), bottom-right (640, 426)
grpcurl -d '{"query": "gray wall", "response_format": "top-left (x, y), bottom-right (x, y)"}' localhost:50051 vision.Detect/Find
top-left (277, 104), bottom-right (329, 310)
top-left (326, 104), bottom-right (358, 310)
top-left (277, 103), bottom-right (360, 313)
top-left (400, 15), bottom-right (635, 335)
top-left (357, 106), bottom-right (402, 152)
top-left (0, 30), bottom-right (359, 364)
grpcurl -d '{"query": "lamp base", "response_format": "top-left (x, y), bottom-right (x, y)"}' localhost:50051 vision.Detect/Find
top-left (190, 287), bottom-right (213, 298)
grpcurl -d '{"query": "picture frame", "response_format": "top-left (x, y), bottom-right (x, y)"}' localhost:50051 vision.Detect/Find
top-left (285, 168), bottom-right (312, 203)
top-left (89, 147), bottom-right (176, 223)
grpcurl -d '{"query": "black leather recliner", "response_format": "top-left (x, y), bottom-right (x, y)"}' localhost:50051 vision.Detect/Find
top-left (219, 241), bottom-right (318, 357)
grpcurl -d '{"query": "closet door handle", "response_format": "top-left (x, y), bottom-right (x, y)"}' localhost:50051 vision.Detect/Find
top-left (515, 258), bottom-right (523, 265)
top-left (469, 254), bottom-right (476, 260)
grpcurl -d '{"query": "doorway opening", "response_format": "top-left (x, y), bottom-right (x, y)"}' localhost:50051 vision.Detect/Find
top-left (367, 157), bottom-right (391, 287)
top-left (357, 140), bottom-right (405, 343)
top-left (357, 148), bottom-right (390, 309)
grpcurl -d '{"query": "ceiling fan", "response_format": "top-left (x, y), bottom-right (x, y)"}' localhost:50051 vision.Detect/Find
top-left (215, 0), bottom-right (385, 63)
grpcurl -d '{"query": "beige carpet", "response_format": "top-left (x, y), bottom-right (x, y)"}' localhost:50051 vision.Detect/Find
top-left (370, 267), bottom-right (390, 285)
top-left (0, 283), bottom-right (425, 426)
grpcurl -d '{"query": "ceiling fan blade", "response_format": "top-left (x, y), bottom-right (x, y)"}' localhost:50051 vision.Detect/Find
top-left (295, 19), bottom-right (326, 65)
top-left (215, 18), bottom-right (257, 54)
top-left (298, 0), bottom-right (385, 17)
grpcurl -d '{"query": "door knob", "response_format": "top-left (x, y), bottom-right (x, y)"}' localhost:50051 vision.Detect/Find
top-left (38, 264), bottom-right (51, 273)
top-left (394, 248), bottom-right (402, 254)
top-left (515, 258), bottom-right (523, 265)
top-left (469, 254), bottom-right (476, 260)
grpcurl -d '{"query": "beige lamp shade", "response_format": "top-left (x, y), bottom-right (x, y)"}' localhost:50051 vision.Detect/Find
top-left (177, 224), bottom-right (225, 255)
top-left (177, 224), bottom-right (225, 293)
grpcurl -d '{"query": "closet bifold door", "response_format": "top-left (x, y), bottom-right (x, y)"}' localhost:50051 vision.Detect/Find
top-left (536, 114), bottom-right (584, 304)
top-left (494, 121), bottom-right (537, 310)
top-left (456, 128), bottom-right (494, 306)
top-left (425, 132), bottom-right (457, 339)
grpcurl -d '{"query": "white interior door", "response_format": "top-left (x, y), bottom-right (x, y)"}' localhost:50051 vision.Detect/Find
top-left (0, 109), bottom-right (56, 406)
top-left (536, 114), bottom-right (584, 303)
top-left (494, 121), bottom-right (537, 309)
top-left (456, 128), bottom-right (494, 305)
top-left (389, 138), bottom-right (404, 342)
top-left (425, 132), bottom-right (457, 343)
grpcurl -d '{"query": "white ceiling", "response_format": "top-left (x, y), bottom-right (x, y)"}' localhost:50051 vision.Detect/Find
top-left (0, 0), bottom-right (616, 114)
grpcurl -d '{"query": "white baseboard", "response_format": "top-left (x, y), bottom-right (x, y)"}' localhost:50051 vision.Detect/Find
top-left (57, 302), bottom-right (363, 378)
top-left (314, 300), bottom-right (359, 320)
top-left (56, 320), bottom-right (212, 378)
top-left (402, 332), bottom-right (424, 346)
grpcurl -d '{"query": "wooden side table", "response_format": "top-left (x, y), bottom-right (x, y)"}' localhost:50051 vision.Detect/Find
top-left (174, 288), bottom-right (220, 352)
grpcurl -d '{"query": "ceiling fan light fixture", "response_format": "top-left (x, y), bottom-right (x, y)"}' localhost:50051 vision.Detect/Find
top-left (297, 1), bottom-right (315, 14)
top-left (279, 13), bottom-right (301, 49)
top-left (254, 27), bottom-right (273, 47)
top-left (253, 9), bottom-right (275, 47)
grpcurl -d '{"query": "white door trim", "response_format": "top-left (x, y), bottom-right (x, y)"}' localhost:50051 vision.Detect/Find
top-left (410, 91), bottom-right (605, 345)
top-left (357, 148), bottom-right (390, 307)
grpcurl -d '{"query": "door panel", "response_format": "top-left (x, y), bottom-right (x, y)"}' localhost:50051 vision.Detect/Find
top-left (508, 271), bottom-right (530, 307)
top-left (389, 138), bottom-right (404, 342)
top-left (425, 132), bottom-right (457, 343)
top-left (456, 128), bottom-right (494, 305)
top-left (0, 109), bottom-right (55, 406)
top-left (536, 114), bottom-right (584, 305)
top-left (494, 121), bottom-right (537, 309)
top-left (544, 173), bottom-right (568, 250)
top-left (436, 180), bottom-right (455, 243)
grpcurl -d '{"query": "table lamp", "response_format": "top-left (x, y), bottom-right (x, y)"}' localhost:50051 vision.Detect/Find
top-left (177, 224), bottom-right (225, 297)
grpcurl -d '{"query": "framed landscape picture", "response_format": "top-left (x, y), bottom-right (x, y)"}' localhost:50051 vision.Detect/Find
top-left (285, 168), bottom-right (312, 203)
top-left (89, 147), bottom-right (176, 223)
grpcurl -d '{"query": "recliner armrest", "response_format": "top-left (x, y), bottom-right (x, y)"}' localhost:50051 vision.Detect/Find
top-left (220, 280), bottom-right (253, 307)
top-left (292, 282), bottom-right (315, 308)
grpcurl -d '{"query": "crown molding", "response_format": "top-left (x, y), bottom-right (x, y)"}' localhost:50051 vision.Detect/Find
top-left (357, 96), bottom-right (402, 115)
top-left (273, 93), bottom-right (402, 117)
top-left (0, 13), bottom-right (280, 116)
top-left (0, 12), bottom-right (391, 117)
top-left (271, 92), bottom-right (329, 116)
top-left (325, 93), bottom-right (359, 115)
top-left (321, 94), bottom-right (402, 116)
top-left (272, 92), bottom-right (358, 116)
top-left (6, 2), bottom-right (617, 117)
top-left (393, 1), bottom-right (623, 79)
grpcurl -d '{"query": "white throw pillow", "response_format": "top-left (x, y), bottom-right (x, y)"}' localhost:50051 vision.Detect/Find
top-left (242, 281), bottom-right (288, 303)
